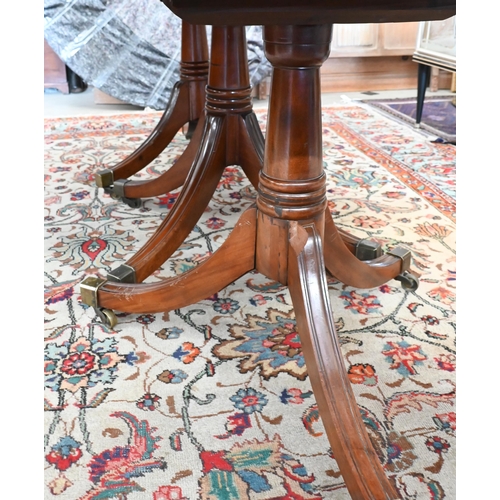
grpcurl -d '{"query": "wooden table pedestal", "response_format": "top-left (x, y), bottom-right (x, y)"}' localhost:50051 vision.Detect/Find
top-left (81, 23), bottom-right (426, 500)
top-left (94, 22), bottom-right (209, 208)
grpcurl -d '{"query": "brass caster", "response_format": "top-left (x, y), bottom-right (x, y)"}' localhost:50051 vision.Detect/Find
top-left (107, 264), bottom-right (137, 284)
top-left (108, 179), bottom-right (142, 208)
top-left (105, 191), bottom-right (141, 208)
top-left (80, 276), bottom-right (118, 327)
top-left (395, 271), bottom-right (419, 291)
top-left (122, 197), bottom-right (142, 209)
top-left (96, 307), bottom-right (118, 328)
top-left (355, 239), bottom-right (382, 260)
top-left (95, 169), bottom-right (114, 189)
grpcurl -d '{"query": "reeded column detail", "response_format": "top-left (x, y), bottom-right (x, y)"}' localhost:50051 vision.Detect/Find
top-left (257, 171), bottom-right (327, 220)
top-left (205, 26), bottom-right (253, 116)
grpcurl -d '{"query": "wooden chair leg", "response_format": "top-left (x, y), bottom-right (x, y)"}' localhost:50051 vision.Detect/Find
top-left (288, 221), bottom-right (399, 500)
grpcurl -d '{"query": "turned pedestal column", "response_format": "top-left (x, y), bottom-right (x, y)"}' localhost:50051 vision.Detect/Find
top-left (255, 25), bottom-right (400, 499)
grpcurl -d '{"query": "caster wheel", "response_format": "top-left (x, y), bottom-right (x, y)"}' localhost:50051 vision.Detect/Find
top-left (97, 308), bottom-right (118, 328)
top-left (395, 271), bottom-right (419, 291)
top-left (122, 197), bottom-right (141, 209)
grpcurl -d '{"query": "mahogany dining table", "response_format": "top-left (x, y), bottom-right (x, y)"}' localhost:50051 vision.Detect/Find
top-left (81, 1), bottom-right (456, 498)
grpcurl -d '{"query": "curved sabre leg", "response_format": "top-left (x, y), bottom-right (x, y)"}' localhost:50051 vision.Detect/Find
top-left (114, 94), bottom-right (264, 202)
top-left (239, 112), bottom-right (265, 190)
top-left (108, 115), bottom-right (228, 285)
top-left (96, 83), bottom-right (192, 192)
top-left (112, 114), bottom-right (206, 201)
top-left (81, 208), bottom-right (257, 316)
top-left (95, 22), bottom-right (209, 205)
top-left (324, 210), bottom-right (418, 290)
top-left (287, 221), bottom-right (399, 500)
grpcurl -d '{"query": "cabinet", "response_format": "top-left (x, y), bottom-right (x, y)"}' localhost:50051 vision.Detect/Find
top-left (330, 22), bottom-right (419, 57)
top-left (413, 17), bottom-right (456, 71)
top-left (412, 17), bottom-right (456, 124)
top-left (324, 21), bottom-right (453, 92)
top-left (256, 22), bottom-right (452, 97)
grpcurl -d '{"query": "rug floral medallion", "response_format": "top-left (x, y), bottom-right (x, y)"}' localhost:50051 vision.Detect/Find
top-left (44, 104), bottom-right (456, 500)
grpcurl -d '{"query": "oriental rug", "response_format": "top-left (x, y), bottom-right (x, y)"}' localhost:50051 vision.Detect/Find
top-left (44, 103), bottom-right (456, 500)
top-left (362, 95), bottom-right (456, 144)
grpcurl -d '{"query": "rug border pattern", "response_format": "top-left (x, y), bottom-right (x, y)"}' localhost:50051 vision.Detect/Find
top-left (361, 95), bottom-right (456, 143)
top-left (329, 120), bottom-right (456, 222)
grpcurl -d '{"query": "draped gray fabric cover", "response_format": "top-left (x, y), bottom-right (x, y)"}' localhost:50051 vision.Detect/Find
top-left (44, 0), bottom-right (272, 109)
